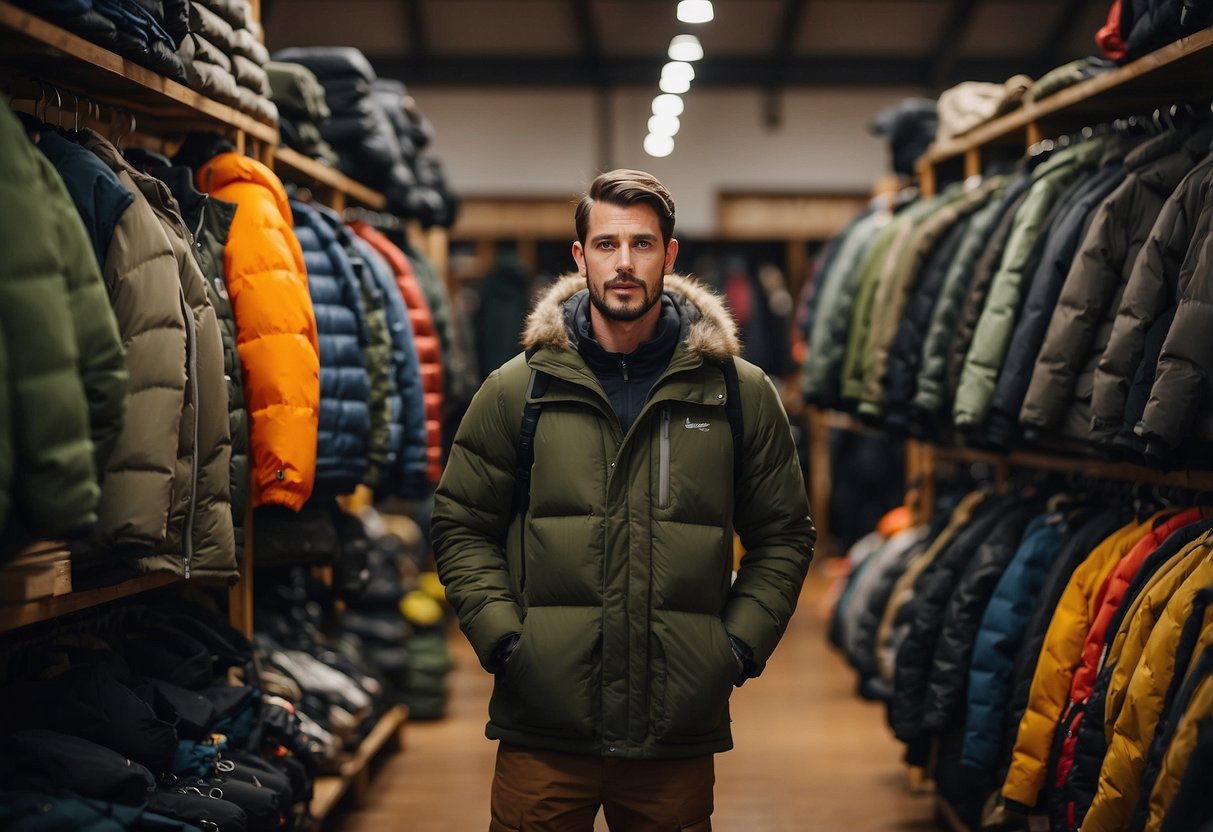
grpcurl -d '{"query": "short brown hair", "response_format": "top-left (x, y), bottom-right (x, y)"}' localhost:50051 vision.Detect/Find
top-left (575, 169), bottom-right (676, 247)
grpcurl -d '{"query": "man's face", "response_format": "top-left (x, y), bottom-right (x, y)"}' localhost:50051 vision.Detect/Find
top-left (572, 201), bottom-right (679, 323)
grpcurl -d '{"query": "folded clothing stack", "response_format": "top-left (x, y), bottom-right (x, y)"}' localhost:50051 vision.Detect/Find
top-left (177, 0), bottom-right (277, 124)
top-left (373, 79), bottom-right (459, 228)
top-left (267, 60), bottom-right (340, 167)
top-left (18, 0), bottom-right (188, 82)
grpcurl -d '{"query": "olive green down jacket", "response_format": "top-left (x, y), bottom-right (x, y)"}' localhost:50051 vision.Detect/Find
top-left (0, 103), bottom-right (126, 544)
top-left (432, 274), bottom-right (815, 759)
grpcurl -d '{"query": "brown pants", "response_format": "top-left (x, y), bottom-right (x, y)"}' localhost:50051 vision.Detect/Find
top-left (490, 744), bottom-right (714, 831)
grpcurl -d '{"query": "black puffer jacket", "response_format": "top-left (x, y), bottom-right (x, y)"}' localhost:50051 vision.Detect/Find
top-left (920, 501), bottom-right (1045, 734)
top-left (890, 496), bottom-right (1010, 744)
top-left (1124, 0), bottom-right (1213, 58)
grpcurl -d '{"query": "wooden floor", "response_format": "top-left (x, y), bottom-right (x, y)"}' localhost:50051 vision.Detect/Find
top-left (334, 566), bottom-right (939, 831)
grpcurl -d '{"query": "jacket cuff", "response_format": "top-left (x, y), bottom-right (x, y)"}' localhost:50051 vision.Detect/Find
top-left (728, 634), bottom-right (757, 687)
top-left (487, 633), bottom-right (520, 674)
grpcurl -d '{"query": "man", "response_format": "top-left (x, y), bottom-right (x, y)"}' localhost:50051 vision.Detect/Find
top-left (432, 169), bottom-right (815, 831)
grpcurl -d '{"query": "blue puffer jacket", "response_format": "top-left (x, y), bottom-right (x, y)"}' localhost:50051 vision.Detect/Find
top-left (961, 512), bottom-right (1065, 770)
top-left (349, 234), bottom-right (428, 498)
top-left (290, 199), bottom-right (370, 495)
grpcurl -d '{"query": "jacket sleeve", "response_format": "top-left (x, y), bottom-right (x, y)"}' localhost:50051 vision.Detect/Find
top-left (1092, 183), bottom-right (1195, 444)
top-left (223, 186), bottom-right (320, 511)
top-left (1137, 205), bottom-right (1213, 453)
top-left (431, 366), bottom-right (526, 671)
top-left (724, 366), bottom-right (815, 673)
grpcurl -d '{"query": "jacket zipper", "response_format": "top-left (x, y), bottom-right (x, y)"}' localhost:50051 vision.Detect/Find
top-left (182, 290), bottom-right (199, 578)
top-left (658, 407), bottom-right (670, 508)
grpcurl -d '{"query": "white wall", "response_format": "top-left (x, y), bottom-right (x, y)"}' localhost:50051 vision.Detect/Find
top-left (410, 85), bottom-right (923, 236)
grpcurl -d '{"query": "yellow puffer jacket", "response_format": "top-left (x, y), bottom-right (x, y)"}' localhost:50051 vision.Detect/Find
top-left (1104, 531), bottom-right (1212, 732)
top-left (1002, 516), bottom-right (1153, 810)
top-left (1084, 540), bottom-right (1213, 832)
top-left (1143, 629), bottom-right (1213, 832)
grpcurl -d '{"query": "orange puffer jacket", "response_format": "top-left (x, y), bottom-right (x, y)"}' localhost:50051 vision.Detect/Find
top-left (197, 153), bottom-right (320, 511)
top-left (348, 221), bottom-right (444, 487)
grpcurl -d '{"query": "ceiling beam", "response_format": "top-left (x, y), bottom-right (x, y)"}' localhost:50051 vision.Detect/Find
top-left (926, 0), bottom-right (984, 93)
top-left (403, 0), bottom-right (429, 63)
top-left (571, 0), bottom-right (606, 86)
top-left (370, 55), bottom-right (1031, 88)
top-left (1037, 0), bottom-right (1092, 68)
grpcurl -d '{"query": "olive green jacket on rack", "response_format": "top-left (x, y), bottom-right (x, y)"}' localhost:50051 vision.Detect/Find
top-left (0, 103), bottom-right (126, 544)
top-left (432, 274), bottom-right (815, 760)
top-left (953, 136), bottom-right (1114, 430)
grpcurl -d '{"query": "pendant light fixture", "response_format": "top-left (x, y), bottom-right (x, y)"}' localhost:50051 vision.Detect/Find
top-left (668, 34), bottom-right (704, 62)
top-left (677, 0), bottom-right (714, 24)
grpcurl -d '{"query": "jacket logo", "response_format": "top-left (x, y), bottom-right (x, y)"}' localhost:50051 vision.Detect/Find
top-left (684, 418), bottom-right (711, 432)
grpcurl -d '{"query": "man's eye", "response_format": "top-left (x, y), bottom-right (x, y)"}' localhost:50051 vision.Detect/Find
top-left (635, 241), bottom-right (652, 249)
top-left (597, 242), bottom-right (614, 250)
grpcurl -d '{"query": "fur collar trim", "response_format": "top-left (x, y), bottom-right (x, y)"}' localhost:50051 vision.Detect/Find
top-left (520, 273), bottom-right (741, 360)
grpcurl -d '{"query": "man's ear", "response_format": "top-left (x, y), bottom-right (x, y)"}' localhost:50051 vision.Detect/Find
top-left (572, 240), bottom-right (587, 276)
top-left (664, 238), bottom-right (679, 274)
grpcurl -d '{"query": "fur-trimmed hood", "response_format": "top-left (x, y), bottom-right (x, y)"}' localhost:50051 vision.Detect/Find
top-left (520, 272), bottom-right (741, 360)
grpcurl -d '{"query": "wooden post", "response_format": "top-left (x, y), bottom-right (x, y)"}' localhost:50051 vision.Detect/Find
top-left (806, 408), bottom-right (834, 557)
top-left (228, 506), bottom-right (254, 638)
top-left (1026, 121), bottom-right (1044, 148)
top-left (964, 147), bottom-right (981, 179)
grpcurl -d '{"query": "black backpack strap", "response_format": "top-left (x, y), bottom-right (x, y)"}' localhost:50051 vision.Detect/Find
top-left (513, 350), bottom-right (551, 518)
top-left (721, 357), bottom-right (744, 486)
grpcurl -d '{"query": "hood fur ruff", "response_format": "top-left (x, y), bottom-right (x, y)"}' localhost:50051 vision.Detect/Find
top-left (521, 273), bottom-right (741, 360)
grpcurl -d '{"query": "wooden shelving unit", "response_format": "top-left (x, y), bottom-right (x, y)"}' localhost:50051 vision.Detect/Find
top-left (273, 146), bottom-right (387, 212)
top-left (922, 27), bottom-right (1213, 166)
top-left (0, 1), bottom-right (277, 144)
top-left (0, 572), bottom-right (182, 632)
top-left (309, 704), bottom-right (408, 828)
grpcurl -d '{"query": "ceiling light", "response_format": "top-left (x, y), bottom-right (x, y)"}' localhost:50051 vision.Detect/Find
top-left (677, 0), bottom-right (714, 24)
top-left (659, 75), bottom-right (691, 94)
top-left (648, 114), bottom-right (681, 136)
top-left (661, 61), bottom-right (695, 82)
top-left (644, 133), bottom-right (675, 158)
top-left (668, 34), bottom-right (703, 62)
top-left (652, 94), bottom-right (684, 117)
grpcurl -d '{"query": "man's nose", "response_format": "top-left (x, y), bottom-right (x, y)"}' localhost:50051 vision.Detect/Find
top-left (616, 244), bottom-right (634, 272)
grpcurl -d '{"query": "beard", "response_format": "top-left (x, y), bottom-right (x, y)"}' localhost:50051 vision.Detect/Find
top-left (587, 272), bottom-right (663, 322)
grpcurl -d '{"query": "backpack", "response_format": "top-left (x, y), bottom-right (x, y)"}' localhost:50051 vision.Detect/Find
top-left (512, 353), bottom-right (744, 519)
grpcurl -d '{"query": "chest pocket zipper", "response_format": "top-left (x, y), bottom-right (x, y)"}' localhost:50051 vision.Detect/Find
top-left (659, 407), bottom-right (671, 508)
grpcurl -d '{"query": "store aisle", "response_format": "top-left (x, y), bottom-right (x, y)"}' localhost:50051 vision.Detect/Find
top-left (337, 566), bottom-right (938, 831)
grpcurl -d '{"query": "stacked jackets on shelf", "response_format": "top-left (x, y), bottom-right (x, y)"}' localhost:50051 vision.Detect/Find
top-left (1098, 0), bottom-right (1213, 62)
top-left (16, 0), bottom-right (188, 83)
top-left (799, 116), bottom-right (1213, 470)
top-left (0, 597), bottom-right (316, 831)
top-left (177, 0), bottom-right (277, 124)
top-left (266, 60), bottom-right (340, 166)
top-left (269, 46), bottom-right (458, 226)
top-left (827, 482), bottom-right (1213, 832)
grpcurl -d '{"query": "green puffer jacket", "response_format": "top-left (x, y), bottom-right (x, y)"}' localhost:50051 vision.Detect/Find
top-left (433, 274), bottom-right (815, 759)
top-left (0, 104), bottom-right (126, 543)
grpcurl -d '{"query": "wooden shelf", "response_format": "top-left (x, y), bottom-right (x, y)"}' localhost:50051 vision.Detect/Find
top-left (931, 445), bottom-right (1213, 491)
top-left (0, 571), bottom-right (182, 633)
top-left (924, 27), bottom-right (1213, 164)
top-left (273, 147), bottom-right (387, 211)
top-left (310, 704), bottom-right (407, 827)
top-left (0, 2), bottom-right (277, 143)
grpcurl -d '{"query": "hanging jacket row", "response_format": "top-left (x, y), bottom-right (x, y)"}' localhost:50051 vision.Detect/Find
top-left (800, 115), bottom-right (1213, 470)
top-left (827, 483), bottom-right (1213, 832)
top-left (0, 96), bottom-right (453, 578)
